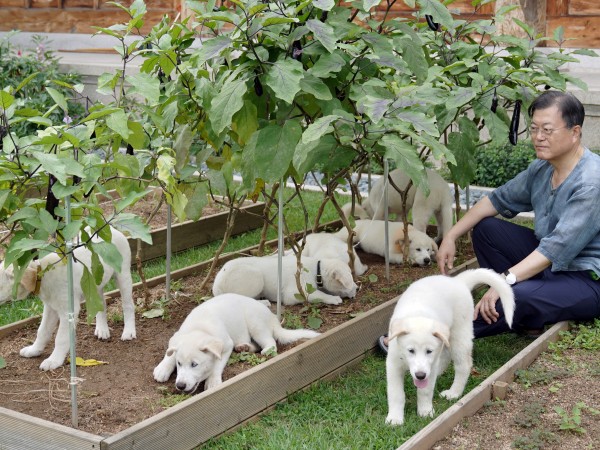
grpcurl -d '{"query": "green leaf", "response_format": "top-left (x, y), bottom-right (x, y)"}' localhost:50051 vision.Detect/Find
top-left (447, 117), bottom-right (479, 188)
top-left (183, 183), bottom-right (209, 221)
top-left (115, 189), bottom-right (152, 213)
top-left (81, 265), bottom-right (105, 323)
top-left (293, 134), bottom-right (339, 175)
top-left (302, 115), bottom-right (341, 143)
top-left (106, 109), bottom-right (131, 139)
top-left (306, 19), bottom-right (337, 53)
top-left (265, 59), bottom-right (304, 104)
top-left (195, 35), bottom-right (232, 64)
top-left (142, 308), bottom-right (165, 319)
top-left (45, 87), bottom-right (68, 113)
top-left (0, 356), bottom-right (5, 369)
top-left (313, 0), bottom-right (334, 10)
top-left (263, 17), bottom-right (298, 27)
top-left (111, 213), bottom-right (153, 244)
top-left (210, 77), bottom-right (248, 134)
top-left (91, 241), bottom-right (123, 274)
top-left (33, 153), bottom-right (85, 185)
top-left (299, 73), bottom-right (333, 100)
top-left (0, 91), bottom-right (15, 110)
top-left (309, 52), bottom-right (346, 79)
top-left (380, 135), bottom-right (425, 185)
top-left (307, 316), bottom-right (323, 329)
top-left (242, 121), bottom-right (302, 182)
top-left (231, 100), bottom-right (258, 146)
top-left (173, 124), bottom-right (194, 172)
top-left (418, 0), bottom-right (454, 29)
top-left (125, 73), bottom-right (161, 105)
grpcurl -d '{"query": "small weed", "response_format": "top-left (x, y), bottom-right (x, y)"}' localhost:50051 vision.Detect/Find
top-left (512, 429), bottom-right (558, 450)
top-left (228, 348), bottom-right (277, 366)
top-left (513, 402), bottom-right (545, 428)
top-left (515, 363), bottom-right (569, 388)
top-left (108, 311), bottom-right (124, 324)
top-left (156, 386), bottom-right (191, 408)
top-left (549, 319), bottom-right (600, 354)
top-left (554, 402), bottom-right (600, 434)
top-left (282, 311), bottom-right (303, 329)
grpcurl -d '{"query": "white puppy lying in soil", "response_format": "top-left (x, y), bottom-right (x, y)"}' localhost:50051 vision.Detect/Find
top-left (385, 268), bottom-right (515, 426)
top-left (212, 254), bottom-right (358, 305)
top-left (335, 220), bottom-right (438, 266)
top-left (294, 232), bottom-right (368, 276)
top-left (0, 227), bottom-right (136, 371)
top-left (153, 293), bottom-right (320, 392)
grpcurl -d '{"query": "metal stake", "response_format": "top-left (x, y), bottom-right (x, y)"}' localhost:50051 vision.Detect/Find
top-left (65, 195), bottom-right (78, 428)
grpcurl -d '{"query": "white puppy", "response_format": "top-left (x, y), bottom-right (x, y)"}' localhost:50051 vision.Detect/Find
top-left (153, 293), bottom-right (320, 392)
top-left (212, 255), bottom-right (357, 305)
top-left (0, 227), bottom-right (136, 371)
top-left (385, 268), bottom-right (515, 426)
top-left (335, 220), bottom-right (437, 266)
top-left (342, 168), bottom-right (453, 242)
top-left (296, 232), bottom-right (368, 276)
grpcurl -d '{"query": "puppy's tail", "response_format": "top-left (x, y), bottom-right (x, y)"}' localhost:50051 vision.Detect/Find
top-left (453, 268), bottom-right (516, 328)
top-left (273, 326), bottom-right (320, 345)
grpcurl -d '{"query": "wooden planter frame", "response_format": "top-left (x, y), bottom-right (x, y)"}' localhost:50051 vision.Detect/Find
top-left (0, 235), bottom-right (568, 449)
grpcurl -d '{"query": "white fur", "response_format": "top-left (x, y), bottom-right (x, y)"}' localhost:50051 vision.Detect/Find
top-left (342, 168), bottom-right (453, 242)
top-left (385, 268), bottom-right (515, 426)
top-left (335, 220), bottom-right (438, 266)
top-left (153, 293), bottom-right (320, 392)
top-left (212, 255), bottom-right (357, 305)
top-left (297, 232), bottom-right (368, 276)
top-left (0, 228), bottom-right (136, 371)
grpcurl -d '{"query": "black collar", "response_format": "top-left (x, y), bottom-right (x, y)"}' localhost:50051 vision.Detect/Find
top-left (316, 260), bottom-right (324, 289)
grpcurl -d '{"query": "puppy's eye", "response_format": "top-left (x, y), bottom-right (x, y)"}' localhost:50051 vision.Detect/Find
top-left (416, 248), bottom-right (421, 252)
top-left (177, 361), bottom-right (181, 367)
top-left (426, 349), bottom-right (432, 355)
top-left (408, 349), bottom-right (415, 354)
top-left (191, 362), bottom-right (198, 368)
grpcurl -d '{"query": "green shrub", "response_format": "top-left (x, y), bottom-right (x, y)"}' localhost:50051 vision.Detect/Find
top-left (473, 140), bottom-right (536, 187)
top-left (0, 33), bottom-right (85, 138)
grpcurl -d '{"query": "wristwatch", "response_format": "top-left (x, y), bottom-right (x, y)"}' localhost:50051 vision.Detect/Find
top-left (503, 270), bottom-right (517, 285)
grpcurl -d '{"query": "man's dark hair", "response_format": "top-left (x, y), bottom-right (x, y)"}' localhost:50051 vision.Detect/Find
top-left (528, 91), bottom-right (585, 128)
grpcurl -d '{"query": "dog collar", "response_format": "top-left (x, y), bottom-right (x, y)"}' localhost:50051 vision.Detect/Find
top-left (33, 264), bottom-right (42, 296)
top-left (316, 260), bottom-right (324, 289)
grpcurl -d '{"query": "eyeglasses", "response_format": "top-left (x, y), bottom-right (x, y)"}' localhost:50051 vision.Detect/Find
top-left (528, 126), bottom-right (568, 137)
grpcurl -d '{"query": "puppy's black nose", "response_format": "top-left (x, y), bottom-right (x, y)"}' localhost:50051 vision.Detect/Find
top-left (415, 372), bottom-right (426, 380)
top-left (175, 383), bottom-right (186, 391)
top-left (423, 258), bottom-right (431, 265)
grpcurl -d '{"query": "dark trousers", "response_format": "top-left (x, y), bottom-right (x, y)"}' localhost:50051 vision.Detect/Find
top-left (471, 217), bottom-right (600, 338)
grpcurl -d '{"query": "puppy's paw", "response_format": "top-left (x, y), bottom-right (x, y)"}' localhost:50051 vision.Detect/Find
top-left (205, 377), bottom-right (222, 390)
top-left (417, 406), bottom-right (435, 418)
top-left (440, 389), bottom-right (461, 400)
top-left (260, 345), bottom-right (277, 355)
top-left (39, 357), bottom-right (64, 371)
top-left (95, 327), bottom-right (111, 340)
top-left (20, 345), bottom-right (43, 358)
top-left (153, 363), bottom-right (173, 382)
top-left (234, 343), bottom-right (258, 353)
top-left (385, 414), bottom-right (404, 426)
top-left (120, 328), bottom-right (137, 341)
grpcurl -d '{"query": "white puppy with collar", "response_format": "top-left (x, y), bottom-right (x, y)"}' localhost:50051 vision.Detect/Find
top-left (212, 254), bottom-right (357, 305)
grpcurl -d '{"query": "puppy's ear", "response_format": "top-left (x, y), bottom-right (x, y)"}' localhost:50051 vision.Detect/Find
top-left (388, 319), bottom-right (409, 341)
top-left (333, 268), bottom-right (354, 290)
top-left (166, 347), bottom-right (177, 357)
top-left (433, 324), bottom-right (451, 348)
top-left (20, 265), bottom-right (39, 295)
top-left (201, 339), bottom-right (224, 359)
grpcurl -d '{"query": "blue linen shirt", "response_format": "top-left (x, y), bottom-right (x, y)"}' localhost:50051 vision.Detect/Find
top-left (488, 148), bottom-right (600, 275)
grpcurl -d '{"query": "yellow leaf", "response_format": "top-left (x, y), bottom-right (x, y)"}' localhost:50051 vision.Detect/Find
top-left (67, 357), bottom-right (109, 367)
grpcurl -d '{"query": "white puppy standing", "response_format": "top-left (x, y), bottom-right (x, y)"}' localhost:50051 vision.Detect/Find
top-left (342, 168), bottom-right (453, 242)
top-left (153, 293), bottom-right (320, 392)
top-left (0, 227), bottom-right (136, 371)
top-left (385, 268), bottom-right (515, 426)
top-left (212, 255), bottom-right (357, 305)
top-left (335, 220), bottom-right (437, 267)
